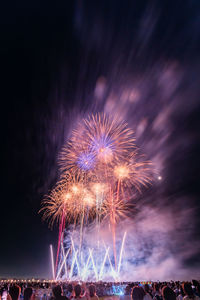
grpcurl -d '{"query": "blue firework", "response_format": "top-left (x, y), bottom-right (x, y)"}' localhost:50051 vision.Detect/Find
top-left (90, 134), bottom-right (115, 161)
top-left (77, 152), bottom-right (96, 171)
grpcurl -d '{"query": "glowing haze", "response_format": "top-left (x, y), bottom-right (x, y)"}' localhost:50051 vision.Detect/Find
top-left (41, 62), bottom-right (200, 280)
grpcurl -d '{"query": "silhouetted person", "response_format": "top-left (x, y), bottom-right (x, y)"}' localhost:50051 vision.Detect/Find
top-left (24, 288), bottom-right (33, 300)
top-left (8, 285), bottom-right (21, 300)
top-left (71, 284), bottom-right (86, 300)
top-left (132, 286), bottom-right (145, 300)
top-left (162, 286), bottom-right (176, 300)
top-left (183, 283), bottom-right (200, 300)
top-left (88, 285), bottom-right (98, 300)
top-left (52, 285), bottom-right (68, 300)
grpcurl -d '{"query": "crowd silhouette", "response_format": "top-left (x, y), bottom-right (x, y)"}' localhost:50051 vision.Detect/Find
top-left (1, 280), bottom-right (200, 300)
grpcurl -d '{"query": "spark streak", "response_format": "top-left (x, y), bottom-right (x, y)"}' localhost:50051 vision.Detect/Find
top-left (61, 241), bottom-right (67, 278)
top-left (99, 247), bottom-right (110, 280)
top-left (69, 250), bottom-right (78, 279)
top-left (89, 248), bottom-right (98, 281)
top-left (56, 248), bottom-right (70, 280)
top-left (82, 249), bottom-right (93, 281)
top-left (50, 245), bottom-right (55, 280)
top-left (117, 231), bottom-right (127, 274)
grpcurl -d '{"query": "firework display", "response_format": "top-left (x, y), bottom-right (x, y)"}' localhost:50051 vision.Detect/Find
top-left (40, 113), bottom-right (152, 281)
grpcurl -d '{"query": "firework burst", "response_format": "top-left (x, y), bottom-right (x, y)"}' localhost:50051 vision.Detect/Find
top-left (41, 113), bottom-right (152, 230)
top-left (113, 151), bottom-right (152, 194)
top-left (59, 113), bottom-right (136, 176)
top-left (40, 174), bottom-right (96, 228)
top-left (40, 112), bottom-right (153, 279)
top-left (101, 193), bottom-right (133, 224)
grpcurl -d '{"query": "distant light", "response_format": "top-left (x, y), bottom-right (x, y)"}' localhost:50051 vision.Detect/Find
top-left (93, 183), bottom-right (105, 194)
top-left (114, 165), bottom-right (129, 179)
top-left (72, 185), bottom-right (80, 194)
top-left (158, 176), bottom-right (162, 180)
top-left (65, 193), bottom-right (71, 200)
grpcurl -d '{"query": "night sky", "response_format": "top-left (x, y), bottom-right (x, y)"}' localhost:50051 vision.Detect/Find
top-left (1, 1), bottom-right (200, 278)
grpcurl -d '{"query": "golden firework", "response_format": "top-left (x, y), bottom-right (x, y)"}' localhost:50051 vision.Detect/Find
top-left (40, 173), bottom-right (96, 228)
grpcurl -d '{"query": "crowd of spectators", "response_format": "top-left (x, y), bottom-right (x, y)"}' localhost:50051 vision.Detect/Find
top-left (0, 280), bottom-right (200, 300)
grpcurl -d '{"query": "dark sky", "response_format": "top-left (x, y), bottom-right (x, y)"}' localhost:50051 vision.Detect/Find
top-left (1, 0), bottom-right (200, 278)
